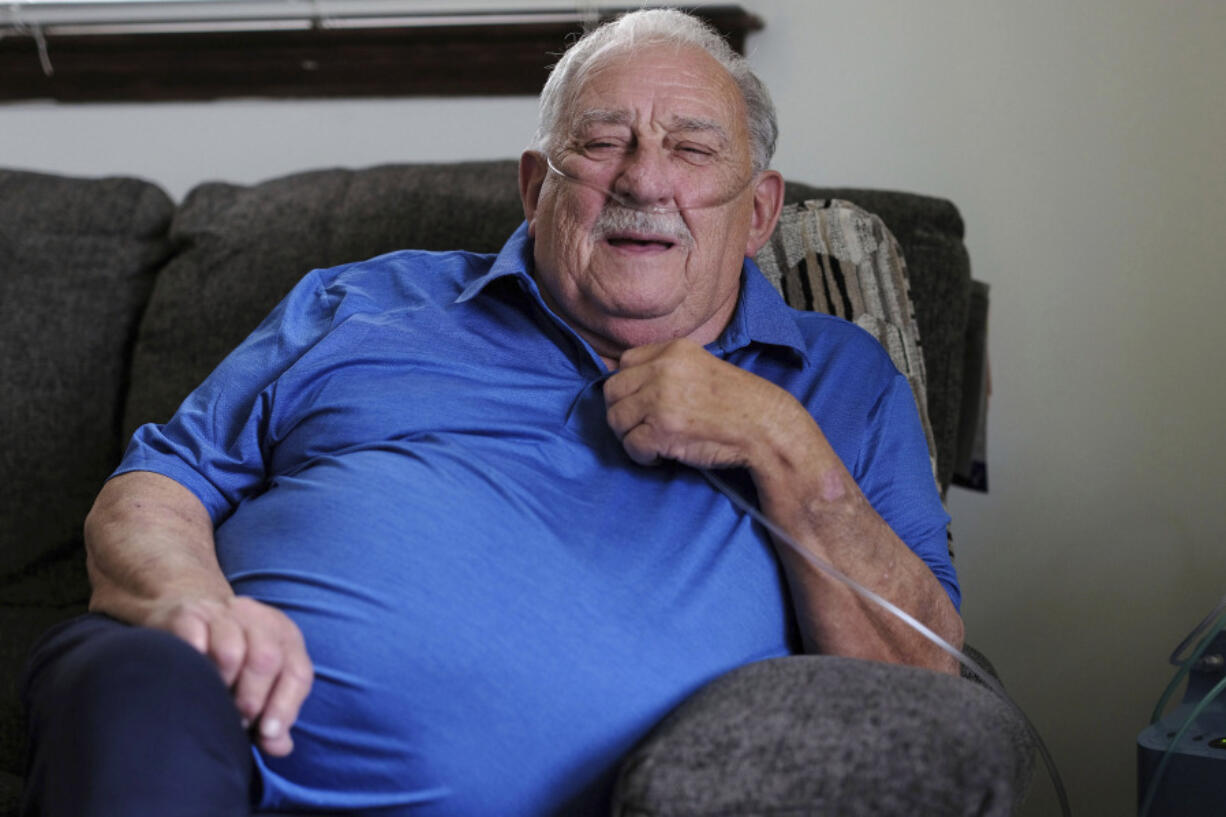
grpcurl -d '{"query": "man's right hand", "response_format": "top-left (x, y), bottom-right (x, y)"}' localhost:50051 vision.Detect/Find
top-left (143, 595), bottom-right (313, 757)
top-left (85, 471), bottom-right (314, 758)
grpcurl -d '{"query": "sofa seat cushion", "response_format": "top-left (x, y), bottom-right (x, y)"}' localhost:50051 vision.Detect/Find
top-left (0, 605), bottom-right (88, 785)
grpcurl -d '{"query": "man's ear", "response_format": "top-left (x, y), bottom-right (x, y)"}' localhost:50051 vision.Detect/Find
top-left (744, 169), bottom-right (785, 257)
top-left (519, 151), bottom-right (549, 237)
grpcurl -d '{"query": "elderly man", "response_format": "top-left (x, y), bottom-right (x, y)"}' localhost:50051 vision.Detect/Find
top-left (22, 8), bottom-right (962, 817)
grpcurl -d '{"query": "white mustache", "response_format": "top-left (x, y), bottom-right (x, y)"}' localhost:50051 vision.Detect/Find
top-left (591, 206), bottom-right (693, 247)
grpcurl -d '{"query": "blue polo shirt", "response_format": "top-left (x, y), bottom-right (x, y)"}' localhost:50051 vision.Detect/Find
top-left (117, 222), bottom-right (956, 816)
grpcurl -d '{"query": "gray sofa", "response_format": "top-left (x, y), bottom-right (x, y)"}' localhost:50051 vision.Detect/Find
top-left (0, 160), bottom-right (1029, 815)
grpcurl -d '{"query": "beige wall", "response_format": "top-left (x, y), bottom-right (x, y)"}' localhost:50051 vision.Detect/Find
top-left (3, 1), bottom-right (1224, 813)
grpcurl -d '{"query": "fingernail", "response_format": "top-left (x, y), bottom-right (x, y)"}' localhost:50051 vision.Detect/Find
top-left (260, 718), bottom-right (283, 739)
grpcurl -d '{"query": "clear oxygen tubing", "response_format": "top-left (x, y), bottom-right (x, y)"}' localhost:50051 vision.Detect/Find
top-left (699, 467), bottom-right (1073, 817)
top-left (1150, 598), bottom-right (1226, 724)
top-left (1167, 590), bottom-right (1226, 665)
top-left (1139, 592), bottom-right (1226, 817)
top-left (543, 152), bottom-right (757, 215)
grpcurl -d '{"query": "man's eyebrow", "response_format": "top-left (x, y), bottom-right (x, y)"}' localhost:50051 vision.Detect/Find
top-left (571, 110), bottom-right (730, 143)
top-left (665, 115), bottom-right (731, 143)
top-left (573, 109), bottom-right (633, 132)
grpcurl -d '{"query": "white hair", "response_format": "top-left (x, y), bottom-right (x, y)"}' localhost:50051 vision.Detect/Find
top-left (532, 8), bottom-right (778, 172)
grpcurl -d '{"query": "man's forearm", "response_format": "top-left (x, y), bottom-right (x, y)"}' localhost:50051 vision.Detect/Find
top-left (85, 470), bottom-right (233, 623)
top-left (83, 470), bottom-right (314, 756)
top-left (603, 340), bottom-right (964, 672)
top-left (748, 408), bottom-right (964, 674)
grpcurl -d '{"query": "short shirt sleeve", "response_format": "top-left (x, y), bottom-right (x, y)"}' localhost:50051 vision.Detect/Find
top-left (115, 270), bottom-right (341, 524)
top-left (854, 372), bottom-right (960, 611)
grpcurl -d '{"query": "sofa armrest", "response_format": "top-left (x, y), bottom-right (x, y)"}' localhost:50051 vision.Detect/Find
top-left (613, 655), bottom-right (1034, 817)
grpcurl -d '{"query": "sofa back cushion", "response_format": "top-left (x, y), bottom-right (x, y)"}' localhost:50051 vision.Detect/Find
top-left (756, 199), bottom-right (937, 480)
top-left (125, 161), bottom-right (971, 489)
top-left (123, 161), bottom-right (527, 438)
top-left (777, 183), bottom-right (971, 492)
top-left (0, 169), bottom-right (173, 588)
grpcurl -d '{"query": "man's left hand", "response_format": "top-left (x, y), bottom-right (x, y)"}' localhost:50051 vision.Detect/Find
top-left (603, 339), bottom-right (806, 471)
top-left (604, 338), bottom-right (964, 673)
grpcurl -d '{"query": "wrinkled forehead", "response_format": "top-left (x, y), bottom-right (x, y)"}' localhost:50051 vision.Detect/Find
top-left (571, 107), bottom-right (735, 151)
top-left (562, 41), bottom-right (749, 145)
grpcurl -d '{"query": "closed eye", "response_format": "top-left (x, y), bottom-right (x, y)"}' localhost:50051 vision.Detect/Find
top-left (582, 139), bottom-right (631, 157)
top-left (674, 144), bottom-right (718, 164)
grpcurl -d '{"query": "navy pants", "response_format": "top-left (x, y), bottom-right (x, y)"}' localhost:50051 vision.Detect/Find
top-left (21, 614), bottom-right (256, 817)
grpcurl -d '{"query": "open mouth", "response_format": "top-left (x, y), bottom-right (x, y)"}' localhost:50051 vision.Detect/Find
top-left (592, 205), bottom-right (692, 251)
top-left (605, 234), bottom-right (677, 251)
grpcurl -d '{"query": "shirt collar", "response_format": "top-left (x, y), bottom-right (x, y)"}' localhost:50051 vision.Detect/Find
top-left (710, 256), bottom-right (810, 366)
top-left (455, 221), bottom-right (538, 304)
top-left (457, 222), bottom-right (809, 367)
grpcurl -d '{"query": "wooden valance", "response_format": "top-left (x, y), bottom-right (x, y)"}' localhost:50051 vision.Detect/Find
top-left (0, 5), bottom-right (762, 103)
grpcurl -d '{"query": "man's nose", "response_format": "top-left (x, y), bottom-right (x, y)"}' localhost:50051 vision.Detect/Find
top-left (610, 147), bottom-right (675, 211)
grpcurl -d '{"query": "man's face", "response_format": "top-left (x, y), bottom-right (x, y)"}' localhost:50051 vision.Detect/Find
top-left (521, 43), bottom-right (782, 364)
